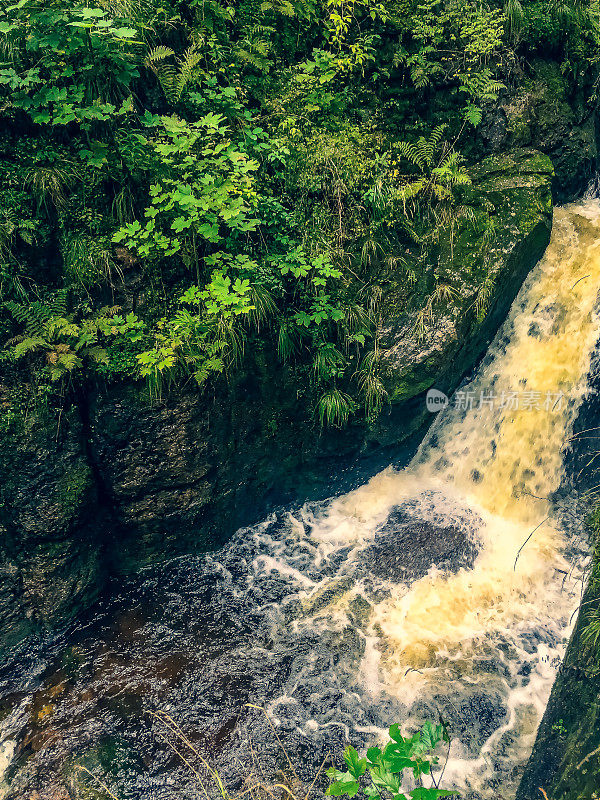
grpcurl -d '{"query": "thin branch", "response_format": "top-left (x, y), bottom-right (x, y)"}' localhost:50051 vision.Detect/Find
top-left (514, 516), bottom-right (550, 570)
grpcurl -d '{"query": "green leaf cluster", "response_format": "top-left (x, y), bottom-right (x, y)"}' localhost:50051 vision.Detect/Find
top-left (0, 0), bottom-right (598, 425)
top-left (327, 722), bottom-right (456, 800)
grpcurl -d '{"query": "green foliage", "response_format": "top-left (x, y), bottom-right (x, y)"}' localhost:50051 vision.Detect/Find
top-left (3, 298), bottom-right (144, 384)
top-left (136, 275), bottom-right (254, 396)
top-left (395, 128), bottom-right (471, 212)
top-left (354, 349), bottom-right (388, 419)
top-left (326, 721), bottom-right (456, 800)
top-left (393, 0), bottom-right (508, 120)
top-left (581, 606), bottom-right (600, 654)
top-left (112, 112), bottom-right (260, 267)
top-left (474, 272), bottom-right (496, 322)
top-left (0, 0), bottom-right (598, 428)
top-left (0, 1), bottom-right (140, 127)
top-left (61, 232), bottom-right (115, 287)
top-left (145, 46), bottom-right (203, 106)
top-left (316, 387), bottom-right (356, 427)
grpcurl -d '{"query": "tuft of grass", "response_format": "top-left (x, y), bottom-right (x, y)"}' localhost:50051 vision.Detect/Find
top-left (312, 343), bottom-right (346, 382)
top-left (148, 706), bottom-right (331, 800)
top-left (72, 710), bottom-right (460, 800)
top-left (277, 319), bottom-right (301, 362)
top-left (315, 387), bottom-right (355, 428)
top-left (248, 286), bottom-right (277, 333)
top-left (354, 349), bottom-right (389, 419)
top-left (75, 704), bottom-right (331, 800)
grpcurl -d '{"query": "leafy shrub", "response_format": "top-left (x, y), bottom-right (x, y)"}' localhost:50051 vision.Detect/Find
top-left (0, 0), bottom-right (598, 427)
top-left (326, 722), bottom-right (456, 800)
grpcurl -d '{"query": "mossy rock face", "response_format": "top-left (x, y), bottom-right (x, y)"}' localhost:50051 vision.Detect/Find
top-left (502, 60), bottom-right (597, 202)
top-left (517, 557), bottom-right (600, 800)
top-left (0, 401), bottom-right (106, 658)
top-left (378, 149), bottom-right (553, 412)
top-left (0, 148), bottom-right (555, 656)
top-left (85, 367), bottom-right (372, 570)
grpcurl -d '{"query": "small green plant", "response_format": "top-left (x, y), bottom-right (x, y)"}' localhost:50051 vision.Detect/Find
top-left (316, 387), bottom-right (356, 427)
top-left (581, 603), bottom-right (600, 654)
top-left (3, 298), bottom-right (144, 384)
top-left (326, 721), bottom-right (456, 800)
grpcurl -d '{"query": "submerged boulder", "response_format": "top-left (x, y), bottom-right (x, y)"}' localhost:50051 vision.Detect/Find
top-left (366, 506), bottom-right (480, 583)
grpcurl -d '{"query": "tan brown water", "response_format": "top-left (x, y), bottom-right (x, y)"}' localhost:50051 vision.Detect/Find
top-left (359, 201), bottom-right (600, 669)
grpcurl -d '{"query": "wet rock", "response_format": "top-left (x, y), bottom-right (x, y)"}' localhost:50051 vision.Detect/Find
top-left (456, 689), bottom-right (509, 753)
top-left (0, 406), bottom-right (107, 659)
top-left (378, 148), bottom-right (553, 425)
top-left (0, 149), bottom-right (554, 654)
top-left (479, 105), bottom-right (509, 152)
top-left (300, 578), bottom-right (355, 616)
top-left (517, 552), bottom-right (600, 800)
top-left (365, 507), bottom-right (479, 583)
top-left (502, 60), bottom-right (597, 203)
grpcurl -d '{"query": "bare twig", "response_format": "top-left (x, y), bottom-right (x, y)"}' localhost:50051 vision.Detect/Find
top-left (514, 516), bottom-right (550, 570)
top-left (303, 750), bottom-right (331, 800)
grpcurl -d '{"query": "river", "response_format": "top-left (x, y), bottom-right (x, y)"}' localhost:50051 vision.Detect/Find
top-left (1, 200), bottom-right (600, 799)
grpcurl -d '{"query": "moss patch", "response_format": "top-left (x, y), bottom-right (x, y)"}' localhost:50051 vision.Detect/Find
top-left (55, 464), bottom-right (93, 517)
top-left (518, 513), bottom-right (600, 800)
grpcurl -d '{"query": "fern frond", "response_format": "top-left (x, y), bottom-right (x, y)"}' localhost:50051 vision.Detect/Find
top-left (176, 47), bottom-right (203, 101)
top-left (86, 346), bottom-right (109, 365)
top-left (396, 141), bottom-right (422, 169)
top-left (5, 294), bottom-right (68, 337)
top-left (145, 45), bottom-right (175, 66)
top-left (47, 318), bottom-right (79, 339)
top-left (429, 125), bottom-right (447, 148)
top-left (12, 336), bottom-right (49, 359)
top-left (48, 351), bottom-right (82, 377)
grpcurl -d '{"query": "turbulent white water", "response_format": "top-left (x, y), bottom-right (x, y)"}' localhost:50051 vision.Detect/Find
top-left (2, 201), bottom-right (600, 800)
top-left (226, 200), bottom-right (600, 797)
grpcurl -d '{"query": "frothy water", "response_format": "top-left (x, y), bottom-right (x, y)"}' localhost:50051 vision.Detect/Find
top-left (2, 202), bottom-right (600, 799)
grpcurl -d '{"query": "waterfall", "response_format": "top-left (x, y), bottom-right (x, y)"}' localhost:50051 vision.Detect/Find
top-left (242, 199), bottom-right (600, 795)
top-left (347, 200), bottom-right (600, 669)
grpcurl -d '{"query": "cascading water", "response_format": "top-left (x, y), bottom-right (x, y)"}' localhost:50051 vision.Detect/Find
top-left (1, 200), bottom-right (600, 800)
